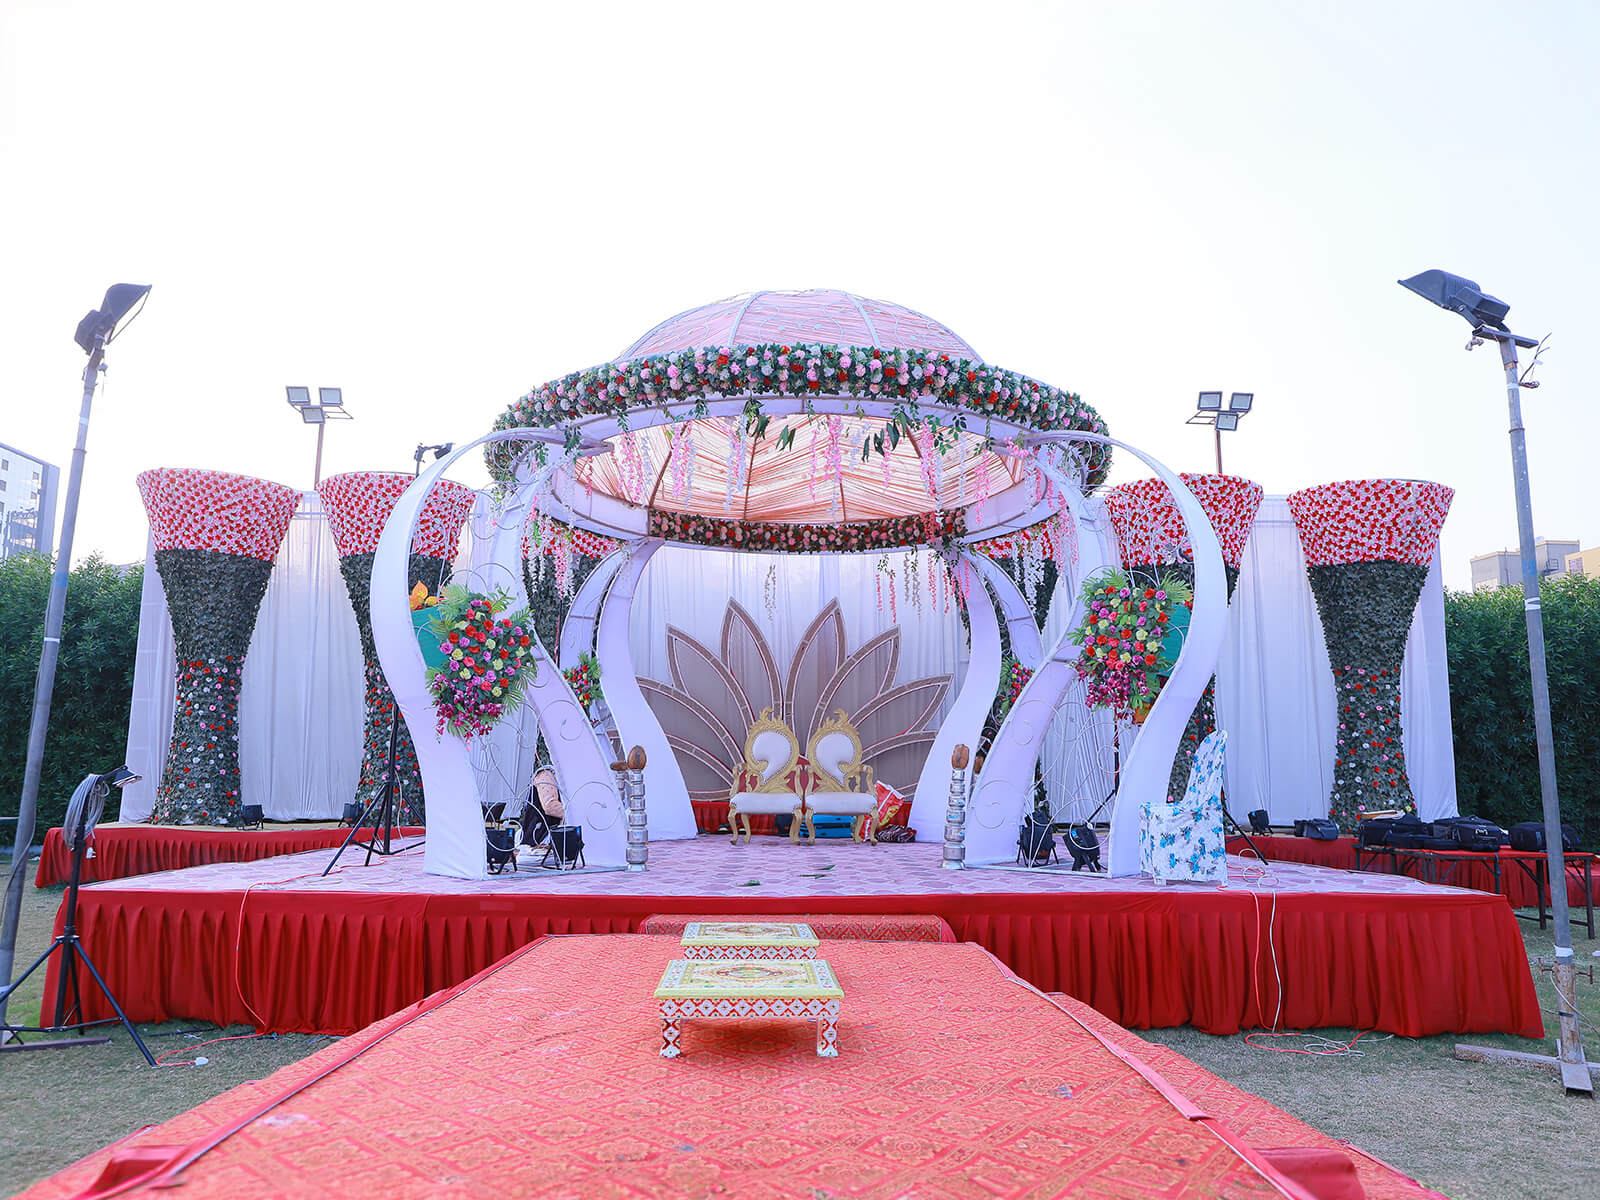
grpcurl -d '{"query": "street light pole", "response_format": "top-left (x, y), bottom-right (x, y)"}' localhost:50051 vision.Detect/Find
top-left (1481, 324), bottom-right (1589, 1091)
top-left (1399, 269), bottom-right (1591, 1094)
top-left (0, 280), bottom-right (151, 1031)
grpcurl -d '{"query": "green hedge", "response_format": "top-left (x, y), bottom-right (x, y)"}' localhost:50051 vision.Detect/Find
top-left (0, 553), bottom-right (143, 839)
top-left (1446, 574), bottom-right (1600, 845)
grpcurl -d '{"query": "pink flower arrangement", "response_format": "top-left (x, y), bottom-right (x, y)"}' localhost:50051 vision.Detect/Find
top-left (646, 508), bottom-right (964, 554)
top-left (422, 585), bottom-right (538, 740)
top-left (1068, 569), bottom-right (1193, 722)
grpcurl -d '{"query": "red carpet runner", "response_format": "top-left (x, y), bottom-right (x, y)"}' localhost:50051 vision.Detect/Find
top-left (34, 824), bottom-right (426, 886)
top-left (19, 937), bottom-right (1447, 1200)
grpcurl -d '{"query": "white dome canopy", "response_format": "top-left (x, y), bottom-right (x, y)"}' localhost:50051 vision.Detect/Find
top-left (620, 289), bottom-right (982, 362)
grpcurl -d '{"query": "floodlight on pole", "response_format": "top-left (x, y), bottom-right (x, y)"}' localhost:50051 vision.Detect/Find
top-left (1186, 389), bottom-right (1254, 474)
top-left (285, 385), bottom-right (353, 486)
top-left (1401, 268), bottom-right (1590, 1095)
top-left (1, 284), bottom-right (151, 1038)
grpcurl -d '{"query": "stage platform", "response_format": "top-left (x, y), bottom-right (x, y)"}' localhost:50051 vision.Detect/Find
top-left (1226, 833), bottom-right (1594, 912)
top-left (21, 936), bottom-right (1447, 1200)
top-left (34, 822), bottom-right (426, 887)
top-left (42, 836), bottom-right (1541, 1041)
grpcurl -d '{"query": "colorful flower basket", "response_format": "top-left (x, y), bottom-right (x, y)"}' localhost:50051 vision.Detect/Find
top-left (419, 585), bottom-right (538, 740)
top-left (1067, 568), bottom-right (1193, 722)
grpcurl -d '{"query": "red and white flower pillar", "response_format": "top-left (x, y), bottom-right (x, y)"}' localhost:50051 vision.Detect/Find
top-left (136, 469), bottom-right (300, 826)
top-left (1287, 479), bottom-right (1454, 826)
top-left (316, 472), bottom-right (475, 824)
top-left (1104, 474), bottom-right (1263, 802)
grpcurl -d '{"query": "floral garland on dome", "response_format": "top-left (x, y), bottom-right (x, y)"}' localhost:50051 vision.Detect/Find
top-left (1287, 479), bottom-right (1454, 826)
top-left (488, 343), bottom-right (1110, 484)
top-left (647, 508), bottom-right (964, 554)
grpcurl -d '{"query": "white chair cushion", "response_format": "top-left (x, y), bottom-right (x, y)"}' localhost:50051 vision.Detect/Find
top-left (729, 792), bottom-right (803, 816)
top-left (805, 791), bottom-right (876, 816)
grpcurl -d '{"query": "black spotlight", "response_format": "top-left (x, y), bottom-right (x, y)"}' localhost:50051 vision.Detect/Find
top-left (241, 804), bottom-right (264, 830)
top-left (1017, 807), bottom-right (1057, 867)
top-left (543, 824), bottom-right (585, 871)
top-left (1065, 824), bottom-right (1102, 872)
top-left (341, 802), bottom-right (364, 827)
top-left (1248, 809), bottom-right (1271, 836)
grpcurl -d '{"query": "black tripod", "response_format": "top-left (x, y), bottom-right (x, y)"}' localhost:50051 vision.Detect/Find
top-left (324, 707), bottom-right (424, 875)
top-left (0, 774), bottom-right (156, 1065)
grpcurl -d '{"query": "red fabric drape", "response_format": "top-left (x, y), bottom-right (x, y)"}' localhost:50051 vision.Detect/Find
top-left (43, 883), bottom-right (1542, 1040)
top-left (34, 826), bottom-right (426, 887)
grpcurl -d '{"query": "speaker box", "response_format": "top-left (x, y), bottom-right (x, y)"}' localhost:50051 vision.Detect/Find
top-left (1508, 821), bottom-right (1579, 853)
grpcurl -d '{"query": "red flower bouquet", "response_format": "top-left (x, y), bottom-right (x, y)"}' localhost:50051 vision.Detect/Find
top-left (421, 585), bottom-right (538, 740)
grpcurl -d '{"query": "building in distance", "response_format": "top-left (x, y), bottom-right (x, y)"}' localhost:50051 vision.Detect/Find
top-left (0, 440), bottom-right (61, 560)
top-left (1470, 537), bottom-right (1580, 591)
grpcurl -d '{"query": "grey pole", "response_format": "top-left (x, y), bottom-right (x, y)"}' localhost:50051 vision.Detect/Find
top-left (0, 338), bottom-right (107, 1031)
top-left (1484, 326), bottom-right (1589, 1091)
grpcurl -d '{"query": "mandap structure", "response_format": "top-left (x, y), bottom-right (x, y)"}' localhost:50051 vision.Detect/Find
top-left (137, 468), bottom-right (301, 826)
top-left (1288, 479), bottom-right (1453, 826)
top-left (368, 290), bottom-right (1230, 879)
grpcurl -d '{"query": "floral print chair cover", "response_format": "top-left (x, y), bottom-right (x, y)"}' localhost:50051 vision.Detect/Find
top-left (1145, 730), bottom-right (1228, 885)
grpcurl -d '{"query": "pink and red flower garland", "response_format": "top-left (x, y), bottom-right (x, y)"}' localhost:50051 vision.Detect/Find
top-left (1104, 474), bottom-right (1264, 569)
top-left (647, 508), bottom-right (965, 554)
top-left (1286, 479), bottom-right (1454, 567)
top-left (489, 342), bottom-right (1110, 485)
top-left (137, 468), bottom-right (300, 561)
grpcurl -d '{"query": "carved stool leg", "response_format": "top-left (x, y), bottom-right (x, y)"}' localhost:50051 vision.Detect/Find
top-left (660, 1015), bottom-right (682, 1058)
top-left (816, 1013), bottom-right (838, 1057)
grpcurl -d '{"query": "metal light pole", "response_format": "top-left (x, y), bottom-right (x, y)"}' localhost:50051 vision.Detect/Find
top-left (0, 284), bottom-right (150, 1035)
top-left (1400, 269), bottom-right (1591, 1094)
top-left (285, 387), bottom-right (351, 486)
top-left (1186, 391), bottom-right (1253, 474)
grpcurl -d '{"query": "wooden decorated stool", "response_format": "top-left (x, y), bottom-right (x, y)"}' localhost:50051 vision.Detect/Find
top-left (655, 958), bottom-right (843, 1058)
top-left (679, 920), bottom-right (820, 960)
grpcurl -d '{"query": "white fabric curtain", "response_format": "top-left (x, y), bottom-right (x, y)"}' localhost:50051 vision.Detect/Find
top-left (1216, 498), bottom-right (1456, 824)
top-left (118, 493), bottom-right (1457, 827)
top-left (119, 493), bottom-right (366, 822)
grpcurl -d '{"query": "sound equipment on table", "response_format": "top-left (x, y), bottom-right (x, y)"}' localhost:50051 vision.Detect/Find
top-left (1294, 818), bottom-right (1340, 841)
top-left (1508, 821), bottom-right (1579, 853)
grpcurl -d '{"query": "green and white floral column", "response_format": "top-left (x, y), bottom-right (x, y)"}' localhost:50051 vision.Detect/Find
top-left (1287, 479), bottom-right (1454, 826)
top-left (1105, 473), bottom-right (1263, 803)
top-left (138, 468), bottom-right (301, 826)
top-left (317, 472), bottom-right (475, 825)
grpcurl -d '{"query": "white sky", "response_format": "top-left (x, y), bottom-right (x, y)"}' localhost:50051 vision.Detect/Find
top-left (2, 0), bottom-right (1595, 589)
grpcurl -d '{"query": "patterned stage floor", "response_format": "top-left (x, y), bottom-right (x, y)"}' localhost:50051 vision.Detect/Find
top-left (96, 833), bottom-right (1474, 900)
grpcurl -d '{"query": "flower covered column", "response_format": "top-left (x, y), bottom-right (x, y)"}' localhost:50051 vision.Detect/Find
top-left (137, 469), bottom-right (301, 826)
top-left (1104, 474), bottom-right (1263, 803)
top-left (1287, 479), bottom-right (1453, 826)
top-left (317, 472), bottom-right (475, 824)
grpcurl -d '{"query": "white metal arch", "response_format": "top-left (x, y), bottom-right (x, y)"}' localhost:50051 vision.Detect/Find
top-left (966, 433), bottom-right (1225, 875)
top-left (370, 432), bottom-right (626, 879)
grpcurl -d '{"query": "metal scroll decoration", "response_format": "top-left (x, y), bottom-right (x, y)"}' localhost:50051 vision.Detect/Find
top-left (137, 468), bottom-right (300, 826)
top-left (1287, 479), bottom-right (1453, 826)
top-left (317, 471), bottom-right (476, 824)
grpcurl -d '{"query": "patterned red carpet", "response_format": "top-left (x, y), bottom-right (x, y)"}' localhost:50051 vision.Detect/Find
top-left (23, 937), bottom-right (1444, 1200)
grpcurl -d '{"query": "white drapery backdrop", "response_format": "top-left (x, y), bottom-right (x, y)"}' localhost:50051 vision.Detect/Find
top-left (120, 493), bottom-right (1458, 826)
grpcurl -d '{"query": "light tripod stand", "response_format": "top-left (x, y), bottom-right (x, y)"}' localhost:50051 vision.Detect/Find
top-left (0, 767), bottom-right (156, 1066)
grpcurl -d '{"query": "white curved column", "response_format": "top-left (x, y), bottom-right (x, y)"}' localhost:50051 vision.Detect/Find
top-left (557, 548), bottom-right (627, 669)
top-left (597, 538), bottom-right (698, 840)
top-left (969, 554), bottom-right (1045, 669)
top-left (909, 553), bottom-right (1003, 839)
top-left (970, 434), bottom-right (1227, 875)
top-left (372, 434), bottom-right (626, 877)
